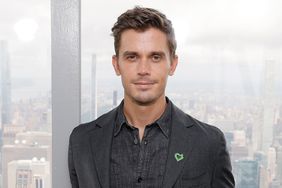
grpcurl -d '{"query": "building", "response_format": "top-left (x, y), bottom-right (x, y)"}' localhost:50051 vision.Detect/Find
top-left (267, 147), bottom-right (276, 182)
top-left (113, 90), bottom-right (118, 108)
top-left (0, 40), bottom-right (12, 125)
top-left (2, 124), bottom-right (26, 145)
top-left (8, 158), bottom-right (50, 188)
top-left (261, 59), bottom-right (277, 152)
top-left (2, 131), bottom-right (51, 188)
top-left (234, 159), bottom-right (259, 188)
top-left (269, 179), bottom-right (282, 188)
top-left (275, 146), bottom-right (282, 181)
top-left (224, 131), bottom-right (234, 152)
top-left (230, 130), bottom-right (249, 161)
top-left (91, 53), bottom-right (97, 120)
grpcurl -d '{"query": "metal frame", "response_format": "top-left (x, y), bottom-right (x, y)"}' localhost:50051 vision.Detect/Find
top-left (51, 0), bottom-right (81, 187)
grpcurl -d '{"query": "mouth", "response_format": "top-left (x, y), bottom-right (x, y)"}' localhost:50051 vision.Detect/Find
top-left (134, 82), bottom-right (155, 85)
top-left (133, 80), bottom-right (156, 89)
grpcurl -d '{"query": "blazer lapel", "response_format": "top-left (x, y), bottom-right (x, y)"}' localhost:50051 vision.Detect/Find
top-left (89, 109), bottom-right (117, 188)
top-left (162, 104), bottom-right (196, 188)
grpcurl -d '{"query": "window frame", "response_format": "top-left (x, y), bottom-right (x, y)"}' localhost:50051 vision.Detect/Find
top-left (51, 0), bottom-right (81, 187)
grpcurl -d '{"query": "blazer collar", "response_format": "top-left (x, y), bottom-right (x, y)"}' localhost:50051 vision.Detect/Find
top-left (89, 107), bottom-right (118, 188)
top-left (162, 103), bottom-right (196, 188)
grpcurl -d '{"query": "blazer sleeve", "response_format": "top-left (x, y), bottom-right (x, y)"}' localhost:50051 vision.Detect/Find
top-left (211, 131), bottom-right (235, 188)
top-left (68, 133), bottom-right (80, 188)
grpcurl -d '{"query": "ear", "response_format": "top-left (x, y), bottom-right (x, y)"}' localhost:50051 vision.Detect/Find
top-left (112, 55), bottom-right (121, 76)
top-left (169, 55), bottom-right (178, 76)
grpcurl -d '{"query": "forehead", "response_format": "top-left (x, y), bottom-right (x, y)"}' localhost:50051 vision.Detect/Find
top-left (119, 28), bottom-right (170, 54)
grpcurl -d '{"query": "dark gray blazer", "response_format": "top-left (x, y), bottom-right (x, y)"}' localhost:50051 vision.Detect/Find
top-left (68, 102), bottom-right (235, 188)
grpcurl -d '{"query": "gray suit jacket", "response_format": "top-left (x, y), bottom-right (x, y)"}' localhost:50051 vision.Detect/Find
top-left (68, 102), bottom-right (235, 188)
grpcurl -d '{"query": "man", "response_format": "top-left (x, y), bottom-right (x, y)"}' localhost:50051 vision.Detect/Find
top-left (68, 6), bottom-right (235, 188)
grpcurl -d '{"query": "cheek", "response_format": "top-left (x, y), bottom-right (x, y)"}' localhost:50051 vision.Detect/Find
top-left (159, 73), bottom-right (170, 86)
top-left (156, 69), bottom-right (170, 80)
top-left (119, 64), bottom-right (136, 76)
top-left (120, 75), bottom-right (131, 89)
top-left (152, 63), bottom-right (170, 73)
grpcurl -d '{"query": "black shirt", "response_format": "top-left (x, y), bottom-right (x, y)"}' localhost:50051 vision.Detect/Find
top-left (110, 99), bottom-right (172, 188)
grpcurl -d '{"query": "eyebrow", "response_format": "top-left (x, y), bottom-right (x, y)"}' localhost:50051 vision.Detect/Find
top-left (122, 51), bottom-right (166, 57)
top-left (122, 51), bottom-right (138, 57)
top-left (150, 51), bottom-right (166, 57)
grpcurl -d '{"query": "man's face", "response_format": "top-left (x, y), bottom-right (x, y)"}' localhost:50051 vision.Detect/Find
top-left (112, 28), bottom-right (178, 105)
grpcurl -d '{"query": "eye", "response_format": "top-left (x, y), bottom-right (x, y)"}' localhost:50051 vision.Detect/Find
top-left (126, 55), bottom-right (137, 61)
top-left (152, 54), bottom-right (161, 62)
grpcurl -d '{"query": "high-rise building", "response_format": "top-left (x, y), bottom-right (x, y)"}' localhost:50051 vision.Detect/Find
top-left (269, 179), bottom-right (282, 188)
top-left (91, 54), bottom-right (97, 120)
top-left (8, 158), bottom-right (50, 188)
top-left (230, 145), bottom-right (248, 162)
top-left (267, 147), bottom-right (276, 181)
top-left (230, 130), bottom-right (249, 161)
top-left (224, 131), bottom-right (234, 153)
top-left (254, 151), bottom-right (267, 167)
top-left (276, 146), bottom-right (282, 181)
top-left (261, 59), bottom-right (277, 152)
top-left (2, 125), bottom-right (25, 145)
top-left (0, 40), bottom-right (12, 126)
top-left (2, 131), bottom-right (51, 188)
top-left (113, 90), bottom-right (118, 108)
top-left (254, 151), bottom-right (268, 187)
top-left (259, 165), bottom-right (269, 188)
top-left (273, 118), bottom-right (282, 145)
top-left (234, 159), bottom-right (259, 188)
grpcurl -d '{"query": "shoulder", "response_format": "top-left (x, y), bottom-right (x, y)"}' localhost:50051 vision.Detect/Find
top-left (182, 110), bottom-right (227, 157)
top-left (186, 113), bottom-right (227, 158)
top-left (172, 102), bottom-right (225, 143)
top-left (190, 114), bottom-right (225, 140)
top-left (69, 107), bottom-right (118, 142)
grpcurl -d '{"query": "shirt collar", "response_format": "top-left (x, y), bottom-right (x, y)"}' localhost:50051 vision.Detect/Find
top-left (155, 97), bottom-right (171, 138)
top-left (114, 100), bottom-right (127, 136)
top-left (114, 97), bottom-right (172, 138)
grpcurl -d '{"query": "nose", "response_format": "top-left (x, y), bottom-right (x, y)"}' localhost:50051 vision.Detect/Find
top-left (137, 58), bottom-right (151, 76)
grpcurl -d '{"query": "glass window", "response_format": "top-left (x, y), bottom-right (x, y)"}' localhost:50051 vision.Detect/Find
top-left (82, 1), bottom-right (282, 187)
top-left (0, 0), bottom-right (51, 188)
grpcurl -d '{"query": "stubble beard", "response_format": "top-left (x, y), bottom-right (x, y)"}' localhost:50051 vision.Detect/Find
top-left (125, 88), bottom-right (165, 106)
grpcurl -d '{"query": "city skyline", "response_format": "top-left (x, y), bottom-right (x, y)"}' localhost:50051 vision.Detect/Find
top-left (1, 0), bottom-right (282, 187)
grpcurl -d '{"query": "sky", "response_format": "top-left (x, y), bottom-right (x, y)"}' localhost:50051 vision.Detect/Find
top-left (0, 0), bottom-right (282, 99)
top-left (81, 0), bottom-right (282, 51)
top-left (81, 0), bottom-right (282, 96)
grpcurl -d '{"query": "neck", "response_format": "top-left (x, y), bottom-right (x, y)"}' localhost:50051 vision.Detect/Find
top-left (123, 95), bottom-right (167, 139)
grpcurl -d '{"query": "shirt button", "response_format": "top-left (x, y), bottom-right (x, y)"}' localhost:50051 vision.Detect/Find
top-left (144, 139), bottom-right (148, 145)
top-left (137, 177), bottom-right (143, 183)
top-left (134, 137), bottom-right (138, 144)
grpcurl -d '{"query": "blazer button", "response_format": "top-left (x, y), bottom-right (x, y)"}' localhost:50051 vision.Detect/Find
top-left (137, 177), bottom-right (143, 183)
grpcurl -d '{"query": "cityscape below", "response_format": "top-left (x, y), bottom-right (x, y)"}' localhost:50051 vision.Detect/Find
top-left (1, 37), bottom-right (282, 187)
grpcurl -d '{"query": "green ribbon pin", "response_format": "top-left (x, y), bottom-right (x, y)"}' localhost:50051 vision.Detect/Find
top-left (174, 153), bottom-right (184, 162)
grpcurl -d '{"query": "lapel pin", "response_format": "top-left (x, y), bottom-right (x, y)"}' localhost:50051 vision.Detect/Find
top-left (174, 153), bottom-right (184, 162)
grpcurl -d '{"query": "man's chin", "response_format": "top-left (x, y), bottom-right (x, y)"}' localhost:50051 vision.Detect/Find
top-left (132, 96), bottom-right (158, 106)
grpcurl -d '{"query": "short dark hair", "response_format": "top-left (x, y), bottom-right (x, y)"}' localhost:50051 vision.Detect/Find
top-left (111, 6), bottom-right (177, 58)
